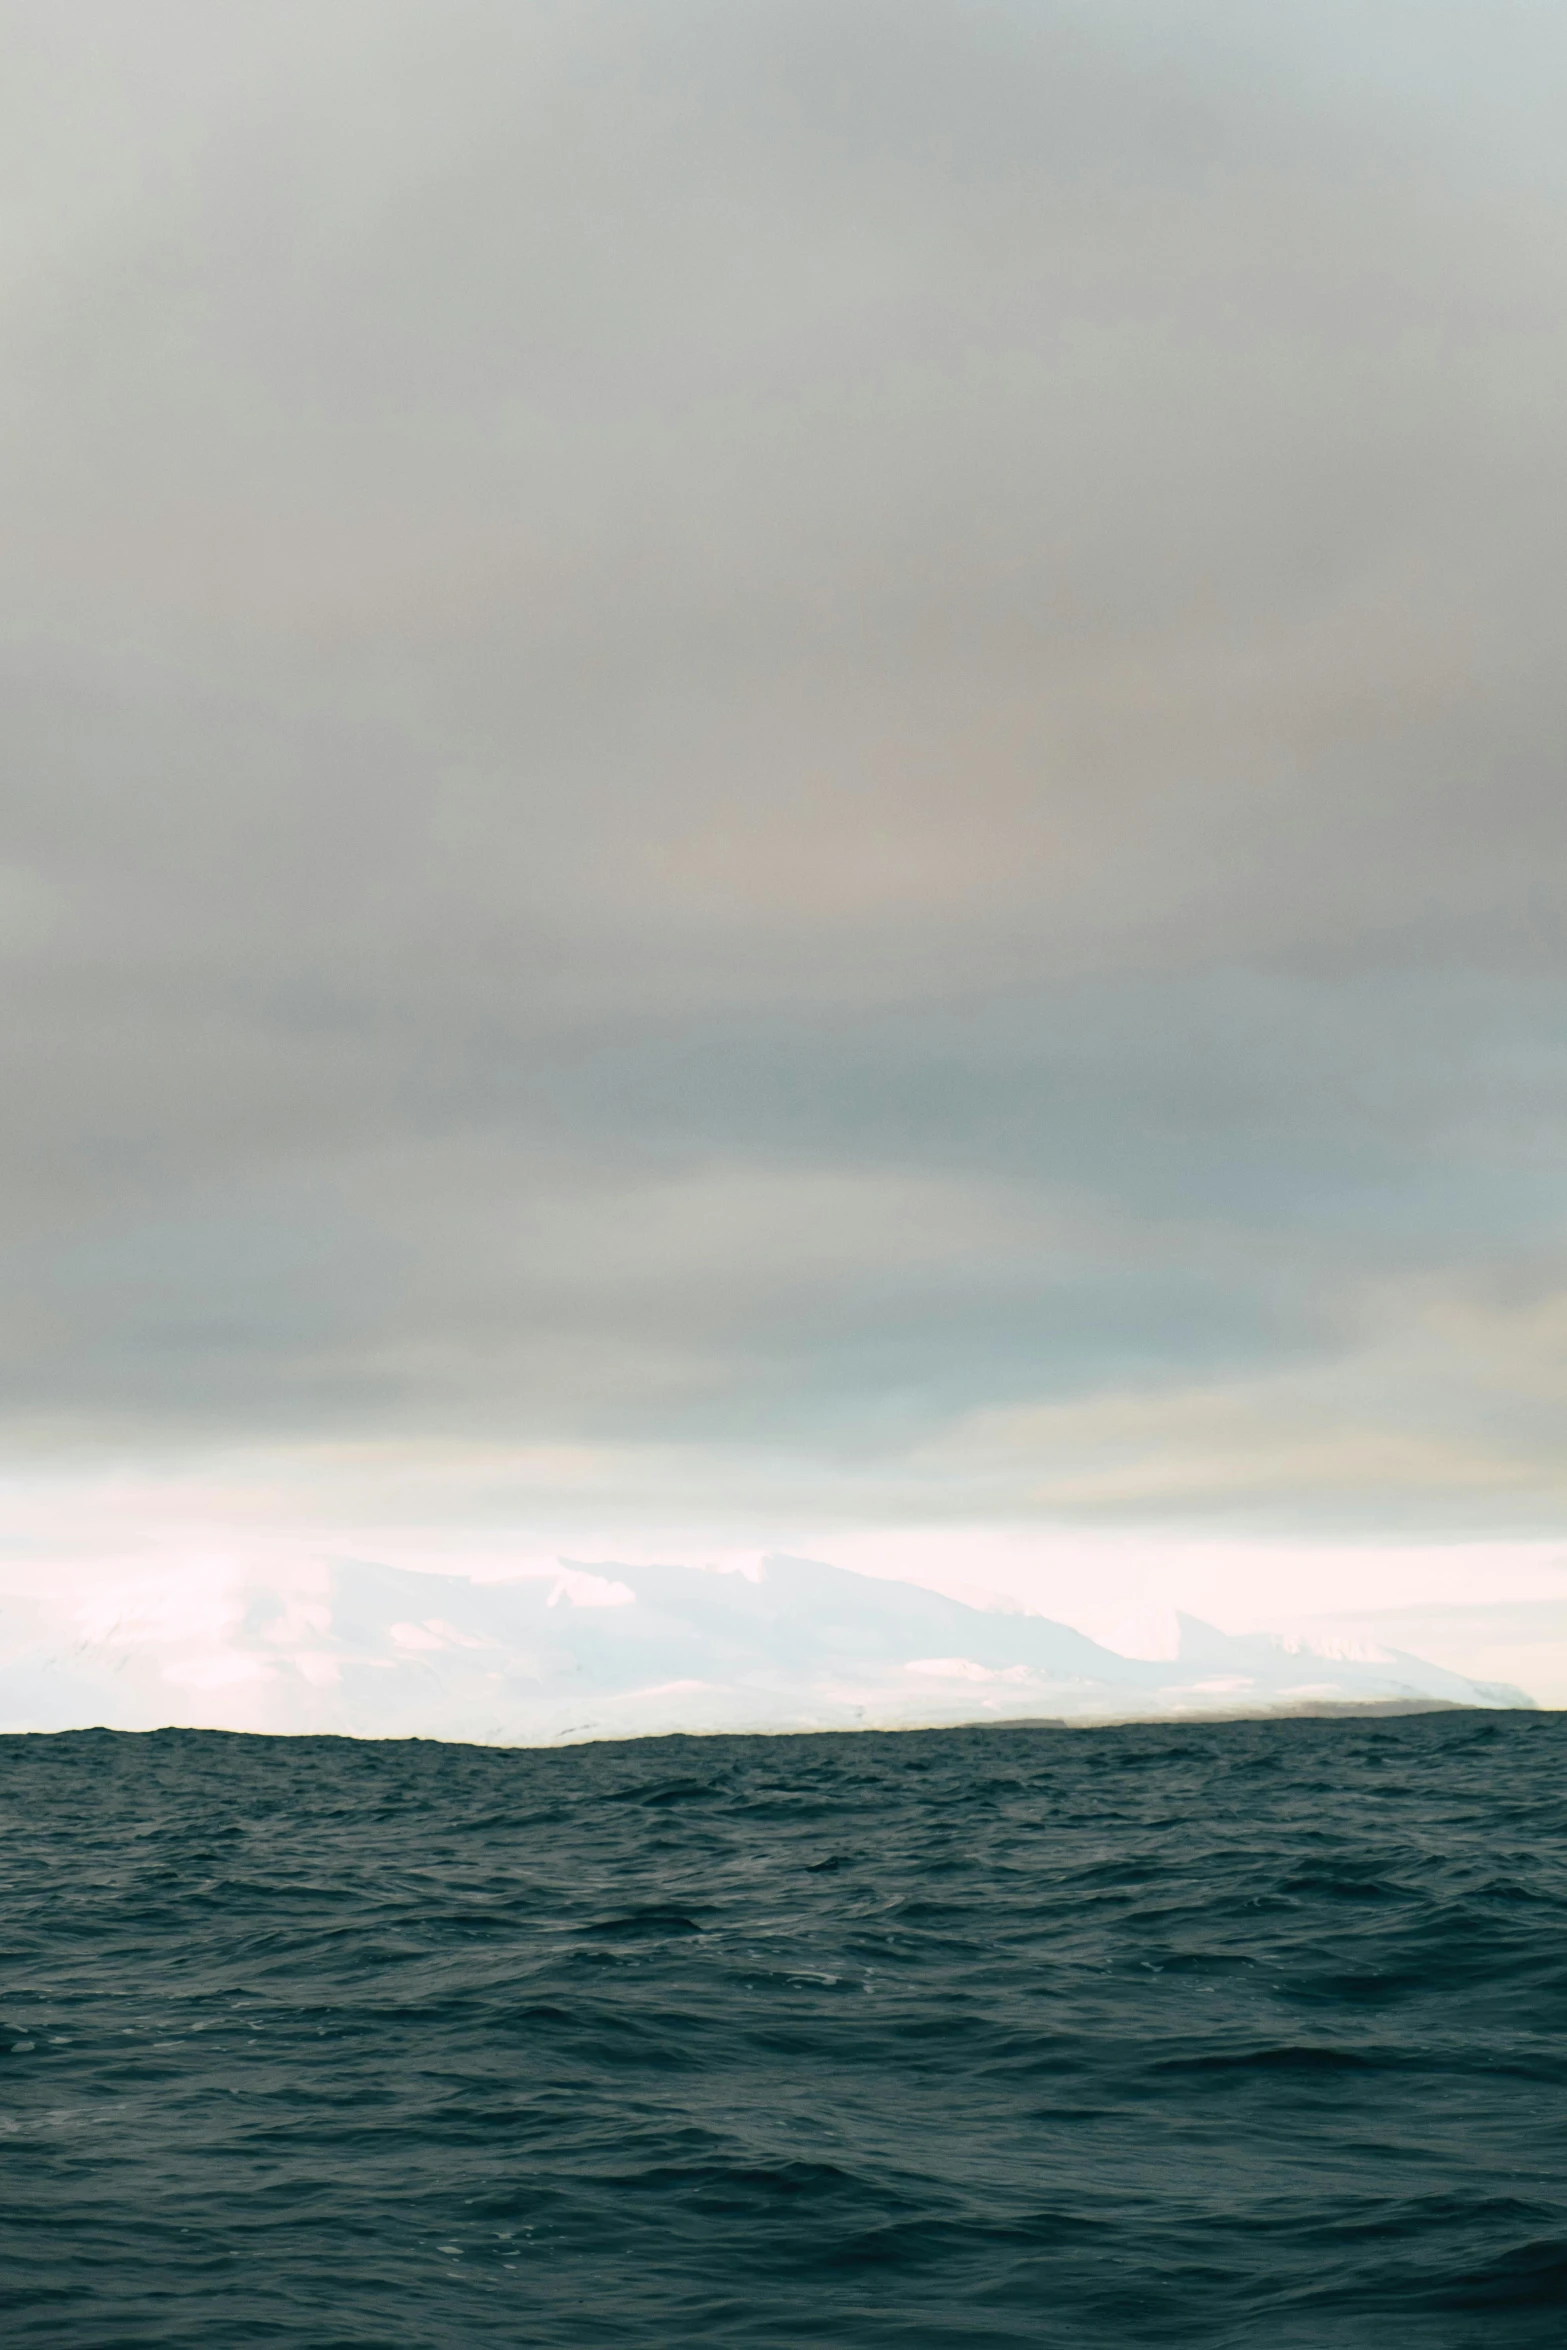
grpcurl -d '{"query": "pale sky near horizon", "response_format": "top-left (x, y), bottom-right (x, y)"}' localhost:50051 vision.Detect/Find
top-left (2, 3), bottom-right (1565, 1699)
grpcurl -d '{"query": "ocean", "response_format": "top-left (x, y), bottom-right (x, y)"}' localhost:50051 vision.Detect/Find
top-left (2, 1711), bottom-right (1563, 2345)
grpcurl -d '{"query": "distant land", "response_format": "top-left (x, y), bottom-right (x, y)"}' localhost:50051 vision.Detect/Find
top-left (0, 1555), bottom-right (1533, 1743)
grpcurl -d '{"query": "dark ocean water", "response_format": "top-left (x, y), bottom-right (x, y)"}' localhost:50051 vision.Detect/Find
top-left (1, 1713), bottom-right (1563, 2347)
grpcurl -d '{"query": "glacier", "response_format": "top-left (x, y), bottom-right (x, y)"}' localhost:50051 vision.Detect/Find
top-left (0, 1554), bottom-right (1534, 1742)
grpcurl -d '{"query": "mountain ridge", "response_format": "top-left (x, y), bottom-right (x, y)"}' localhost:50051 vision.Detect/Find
top-left (0, 1553), bottom-right (1534, 1741)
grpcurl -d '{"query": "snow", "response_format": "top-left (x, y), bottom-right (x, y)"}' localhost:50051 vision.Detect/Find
top-left (0, 1553), bottom-right (1533, 1743)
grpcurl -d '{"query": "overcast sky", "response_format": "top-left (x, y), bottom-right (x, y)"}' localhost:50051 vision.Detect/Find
top-left (3, 3), bottom-right (1566, 1681)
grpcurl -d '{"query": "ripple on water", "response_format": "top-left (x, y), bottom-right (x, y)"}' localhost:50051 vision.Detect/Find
top-left (0, 1712), bottom-right (1563, 2345)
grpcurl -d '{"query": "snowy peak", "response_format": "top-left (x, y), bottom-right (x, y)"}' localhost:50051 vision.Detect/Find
top-left (0, 1556), bottom-right (1534, 1742)
top-left (1171, 1609), bottom-right (1529, 1710)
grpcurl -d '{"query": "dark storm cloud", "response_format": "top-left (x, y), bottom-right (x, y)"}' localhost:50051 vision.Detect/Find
top-left (2, 1), bottom-right (1565, 1521)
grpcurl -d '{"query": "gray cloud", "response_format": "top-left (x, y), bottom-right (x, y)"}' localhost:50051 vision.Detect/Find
top-left (2, 2), bottom-right (1566, 1526)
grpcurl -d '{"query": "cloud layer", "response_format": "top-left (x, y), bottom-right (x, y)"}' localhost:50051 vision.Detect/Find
top-left (2, 3), bottom-right (1566, 1568)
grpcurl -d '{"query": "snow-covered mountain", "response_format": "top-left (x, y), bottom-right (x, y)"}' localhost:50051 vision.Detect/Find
top-left (0, 1554), bottom-right (1533, 1741)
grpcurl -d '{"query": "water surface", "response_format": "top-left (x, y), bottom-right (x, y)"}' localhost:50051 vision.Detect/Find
top-left (2, 1713), bottom-right (1563, 2344)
